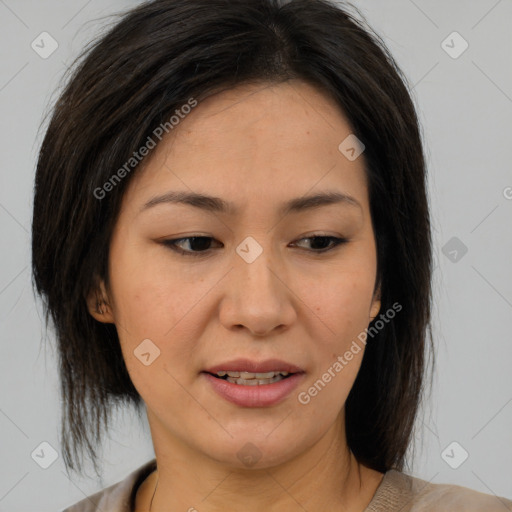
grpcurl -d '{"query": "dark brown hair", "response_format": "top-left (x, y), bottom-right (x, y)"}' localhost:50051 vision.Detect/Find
top-left (32, 0), bottom-right (433, 478)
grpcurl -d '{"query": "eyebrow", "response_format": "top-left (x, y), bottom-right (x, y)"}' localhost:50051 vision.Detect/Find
top-left (140, 190), bottom-right (362, 217)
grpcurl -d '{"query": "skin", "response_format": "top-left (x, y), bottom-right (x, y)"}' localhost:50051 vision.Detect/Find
top-left (88, 79), bottom-right (384, 511)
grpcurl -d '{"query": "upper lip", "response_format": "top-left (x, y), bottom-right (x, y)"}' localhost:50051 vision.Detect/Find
top-left (203, 358), bottom-right (305, 374)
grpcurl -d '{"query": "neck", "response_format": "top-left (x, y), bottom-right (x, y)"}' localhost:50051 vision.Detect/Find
top-left (140, 414), bottom-right (384, 512)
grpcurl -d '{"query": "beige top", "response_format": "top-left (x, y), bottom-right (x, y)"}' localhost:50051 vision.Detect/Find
top-left (61, 458), bottom-right (512, 511)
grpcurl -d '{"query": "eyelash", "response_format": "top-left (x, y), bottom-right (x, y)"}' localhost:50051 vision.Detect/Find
top-left (160, 235), bottom-right (348, 257)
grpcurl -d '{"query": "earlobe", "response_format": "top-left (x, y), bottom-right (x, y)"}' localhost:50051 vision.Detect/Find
top-left (370, 300), bottom-right (381, 322)
top-left (369, 283), bottom-right (381, 322)
top-left (86, 280), bottom-right (115, 323)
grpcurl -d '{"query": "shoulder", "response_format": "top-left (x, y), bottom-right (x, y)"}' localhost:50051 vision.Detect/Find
top-left (60, 459), bottom-right (157, 512)
top-left (367, 469), bottom-right (512, 512)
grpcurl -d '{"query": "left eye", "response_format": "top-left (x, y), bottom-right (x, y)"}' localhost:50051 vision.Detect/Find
top-left (293, 236), bottom-right (347, 251)
top-left (161, 235), bottom-right (347, 257)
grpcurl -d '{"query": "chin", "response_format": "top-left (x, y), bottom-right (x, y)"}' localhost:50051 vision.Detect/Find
top-left (198, 431), bottom-right (310, 470)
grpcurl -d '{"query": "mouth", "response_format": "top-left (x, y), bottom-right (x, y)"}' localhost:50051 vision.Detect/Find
top-left (202, 358), bottom-right (305, 386)
top-left (201, 359), bottom-right (306, 407)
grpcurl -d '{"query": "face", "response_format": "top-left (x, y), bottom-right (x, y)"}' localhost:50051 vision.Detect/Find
top-left (89, 80), bottom-right (381, 470)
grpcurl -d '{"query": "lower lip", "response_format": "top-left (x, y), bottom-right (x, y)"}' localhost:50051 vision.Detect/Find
top-left (202, 372), bottom-right (305, 407)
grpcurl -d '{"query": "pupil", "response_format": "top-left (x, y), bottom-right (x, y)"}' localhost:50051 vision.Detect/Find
top-left (310, 236), bottom-right (330, 250)
top-left (190, 237), bottom-right (211, 251)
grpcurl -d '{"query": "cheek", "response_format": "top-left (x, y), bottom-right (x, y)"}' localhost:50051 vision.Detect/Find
top-left (107, 244), bottom-right (219, 388)
top-left (297, 276), bottom-right (372, 412)
top-left (109, 267), bottom-right (199, 406)
top-left (108, 238), bottom-right (199, 335)
top-left (308, 268), bottom-right (375, 350)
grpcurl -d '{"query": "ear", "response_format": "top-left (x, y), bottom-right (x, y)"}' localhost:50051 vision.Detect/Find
top-left (369, 281), bottom-right (381, 322)
top-left (86, 279), bottom-right (115, 323)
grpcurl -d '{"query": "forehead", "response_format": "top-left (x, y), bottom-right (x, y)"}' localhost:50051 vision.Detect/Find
top-left (122, 80), bottom-right (369, 218)
top-left (168, 80), bottom-right (352, 147)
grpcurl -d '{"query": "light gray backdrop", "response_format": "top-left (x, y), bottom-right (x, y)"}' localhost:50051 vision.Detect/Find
top-left (1, 0), bottom-right (511, 510)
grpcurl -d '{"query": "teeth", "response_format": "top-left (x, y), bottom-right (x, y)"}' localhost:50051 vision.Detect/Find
top-left (242, 371), bottom-right (275, 379)
top-left (226, 374), bottom-right (285, 385)
top-left (216, 371), bottom-right (290, 379)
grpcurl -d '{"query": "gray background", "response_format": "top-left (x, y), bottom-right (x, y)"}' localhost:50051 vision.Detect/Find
top-left (1, 0), bottom-right (511, 510)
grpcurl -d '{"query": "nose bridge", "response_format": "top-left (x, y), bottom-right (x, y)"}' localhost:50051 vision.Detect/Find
top-left (221, 233), bottom-right (294, 335)
top-left (234, 234), bottom-right (281, 297)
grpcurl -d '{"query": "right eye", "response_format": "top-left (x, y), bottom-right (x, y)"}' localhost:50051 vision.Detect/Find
top-left (160, 236), bottom-right (222, 257)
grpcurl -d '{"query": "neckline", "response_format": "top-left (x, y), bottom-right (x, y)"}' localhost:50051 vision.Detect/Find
top-left (130, 459), bottom-right (158, 511)
top-left (363, 469), bottom-right (407, 511)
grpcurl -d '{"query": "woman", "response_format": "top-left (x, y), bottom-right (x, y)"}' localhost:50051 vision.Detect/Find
top-left (31, 0), bottom-right (512, 510)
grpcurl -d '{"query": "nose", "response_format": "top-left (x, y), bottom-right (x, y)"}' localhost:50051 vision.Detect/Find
top-left (219, 241), bottom-right (297, 337)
